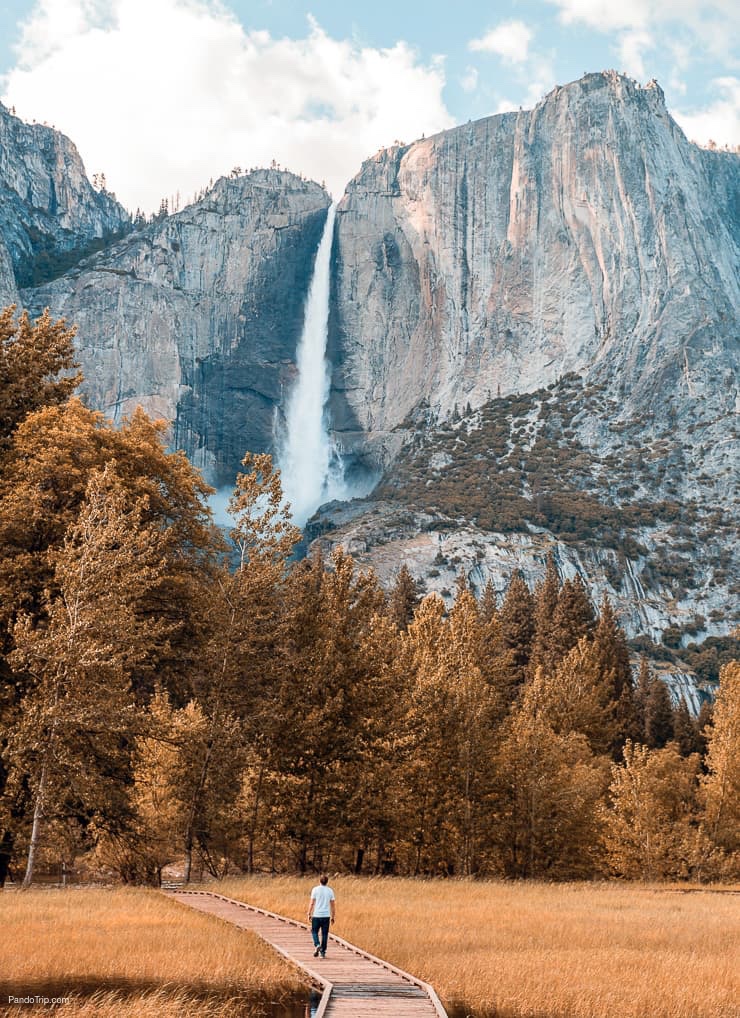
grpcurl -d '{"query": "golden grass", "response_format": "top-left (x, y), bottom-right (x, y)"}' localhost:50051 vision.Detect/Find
top-left (0, 886), bottom-right (307, 1016)
top-left (216, 876), bottom-right (740, 1018)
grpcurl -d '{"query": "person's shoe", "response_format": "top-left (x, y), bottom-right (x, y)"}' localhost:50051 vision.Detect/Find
top-left (320, 951), bottom-right (326, 958)
top-left (313, 946), bottom-right (320, 957)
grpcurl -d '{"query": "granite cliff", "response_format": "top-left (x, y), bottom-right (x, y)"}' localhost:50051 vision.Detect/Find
top-left (2, 73), bottom-right (738, 691)
top-left (25, 172), bottom-right (331, 483)
top-left (317, 71), bottom-right (739, 693)
top-left (0, 101), bottom-right (130, 305)
top-left (329, 72), bottom-right (738, 469)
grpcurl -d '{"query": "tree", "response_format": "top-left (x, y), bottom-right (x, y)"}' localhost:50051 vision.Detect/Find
top-left (499, 571), bottom-right (535, 692)
top-left (491, 679), bottom-right (607, 879)
top-left (701, 662), bottom-right (740, 863)
top-left (7, 466), bottom-right (171, 886)
top-left (644, 678), bottom-right (674, 749)
top-left (0, 307), bottom-right (80, 458)
top-left (548, 574), bottom-right (596, 665)
top-left (530, 638), bottom-right (616, 755)
top-left (264, 549), bottom-right (388, 873)
top-left (529, 552), bottom-right (561, 675)
top-left (180, 453), bottom-right (299, 881)
top-left (387, 564), bottom-right (421, 631)
top-left (601, 741), bottom-right (702, 879)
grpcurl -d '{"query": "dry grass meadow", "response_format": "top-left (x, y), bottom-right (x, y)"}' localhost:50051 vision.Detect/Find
top-left (0, 886), bottom-right (307, 1016)
top-left (217, 875), bottom-right (740, 1018)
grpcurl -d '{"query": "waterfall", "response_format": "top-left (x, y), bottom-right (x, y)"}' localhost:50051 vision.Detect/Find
top-left (278, 202), bottom-right (344, 527)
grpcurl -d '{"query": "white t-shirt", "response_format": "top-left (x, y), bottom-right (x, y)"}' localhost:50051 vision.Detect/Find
top-left (310, 884), bottom-right (335, 918)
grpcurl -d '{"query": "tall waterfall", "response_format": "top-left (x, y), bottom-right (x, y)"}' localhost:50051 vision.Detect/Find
top-left (279, 203), bottom-right (344, 527)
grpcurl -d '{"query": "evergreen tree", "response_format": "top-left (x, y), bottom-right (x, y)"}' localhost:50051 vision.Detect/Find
top-left (592, 595), bottom-right (634, 754)
top-left (673, 698), bottom-right (700, 757)
top-left (529, 552), bottom-right (561, 675)
top-left (478, 579), bottom-right (498, 623)
top-left (549, 573), bottom-right (596, 665)
top-left (644, 678), bottom-right (674, 749)
top-left (387, 564), bottom-right (421, 631)
top-left (499, 571), bottom-right (535, 692)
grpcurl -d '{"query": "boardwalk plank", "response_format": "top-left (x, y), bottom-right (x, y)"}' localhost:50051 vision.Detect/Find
top-left (167, 890), bottom-right (447, 1017)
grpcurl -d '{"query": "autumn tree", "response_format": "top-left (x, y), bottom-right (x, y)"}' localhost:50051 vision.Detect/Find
top-left (601, 741), bottom-right (702, 879)
top-left (6, 466), bottom-right (171, 886)
top-left (0, 307), bottom-right (80, 459)
top-left (180, 452), bottom-right (299, 881)
top-left (491, 677), bottom-right (608, 879)
top-left (701, 662), bottom-right (739, 867)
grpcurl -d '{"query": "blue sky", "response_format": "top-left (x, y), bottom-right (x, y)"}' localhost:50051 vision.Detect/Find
top-left (1, 1), bottom-right (737, 211)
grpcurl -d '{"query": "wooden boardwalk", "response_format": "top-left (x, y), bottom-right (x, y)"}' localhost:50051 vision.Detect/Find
top-left (167, 890), bottom-right (448, 1017)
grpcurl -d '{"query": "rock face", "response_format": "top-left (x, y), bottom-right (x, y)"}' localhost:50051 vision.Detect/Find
top-left (329, 72), bottom-right (739, 470)
top-left (25, 172), bottom-right (331, 484)
top-left (0, 101), bottom-right (130, 295)
top-left (319, 71), bottom-right (739, 690)
top-left (2, 73), bottom-right (737, 686)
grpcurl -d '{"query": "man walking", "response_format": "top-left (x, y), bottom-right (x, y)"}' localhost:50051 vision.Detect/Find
top-left (308, 873), bottom-right (335, 958)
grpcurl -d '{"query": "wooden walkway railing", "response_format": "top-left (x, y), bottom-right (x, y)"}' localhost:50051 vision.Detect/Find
top-left (167, 890), bottom-right (448, 1017)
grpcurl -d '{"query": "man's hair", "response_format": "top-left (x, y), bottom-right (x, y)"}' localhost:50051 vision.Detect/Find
top-left (319, 873), bottom-right (329, 885)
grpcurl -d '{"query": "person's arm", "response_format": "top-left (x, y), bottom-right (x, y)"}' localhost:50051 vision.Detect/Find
top-left (308, 892), bottom-right (315, 922)
top-left (330, 897), bottom-right (336, 925)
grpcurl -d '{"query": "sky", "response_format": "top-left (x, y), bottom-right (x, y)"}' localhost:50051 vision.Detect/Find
top-left (0, 0), bottom-right (738, 213)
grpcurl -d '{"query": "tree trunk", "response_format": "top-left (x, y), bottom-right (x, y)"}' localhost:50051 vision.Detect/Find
top-left (354, 847), bottom-right (364, 875)
top-left (22, 758), bottom-right (48, 889)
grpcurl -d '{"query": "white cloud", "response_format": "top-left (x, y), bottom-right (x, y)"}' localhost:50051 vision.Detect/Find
top-left (618, 28), bottom-right (654, 80)
top-left (469, 20), bottom-right (533, 64)
top-left (2, 0), bottom-right (454, 212)
top-left (544, 0), bottom-right (740, 62)
top-left (673, 76), bottom-right (740, 147)
top-left (460, 66), bottom-right (479, 93)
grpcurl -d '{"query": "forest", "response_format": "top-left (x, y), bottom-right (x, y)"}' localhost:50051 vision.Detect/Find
top-left (0, 307), bottom-right (737, 889)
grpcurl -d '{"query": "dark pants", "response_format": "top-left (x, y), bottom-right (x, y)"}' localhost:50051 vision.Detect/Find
top-left (311, 916), bottom-right (330, 953)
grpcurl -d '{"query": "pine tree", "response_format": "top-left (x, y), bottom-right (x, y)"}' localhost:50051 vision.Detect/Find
top-left (529, 552), bottom-right (561, 675)
top-left (634, 655), bottom-right (653, 741)
top-left (644, 678), bottom-right (674, 749)
top-left (548, 574), bottom-right (596, 666)
top-left (673, 698), bottom-right (700, 757)
top-left (499, 571), bottom-right (535, 692)
top-left (387, 564), bottom-right (421, 631)
top-left (478, 579), bottom-right (498, 623)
